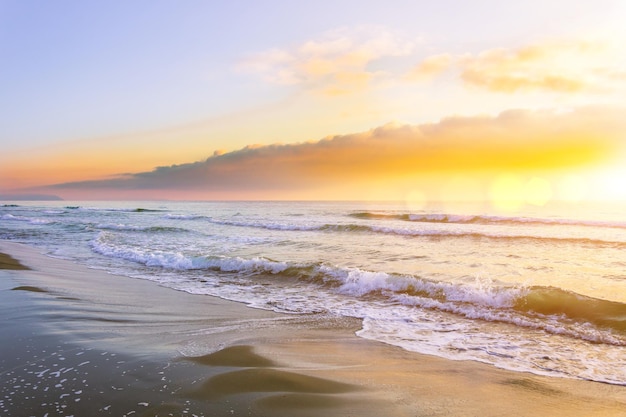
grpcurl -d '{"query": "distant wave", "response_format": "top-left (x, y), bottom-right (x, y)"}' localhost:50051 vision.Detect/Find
top-left (94, 223), bottom-right (190, 233)
top-left (212, 218), bottom-right (321, 231)
top-left (70, 206), bottom-right (167, 213)
top-left (1, 214), bottom-right (30, 221)
top-left (90, 233), bottom-right (626, 346)
top-left (7, 209), bottom-right (625, 248)
top-left (350, 211), bottom-right (626, 229)
top-left (163, 214), bottom-right (626, 248)
top-left (356, 225), bottom-right (626, 248)
top-left (1, 214), bottom-right (55, 225)
top-left (163, 213), bottom-right (209, 220)
top-left (164, 214), bottom-right (321, 231)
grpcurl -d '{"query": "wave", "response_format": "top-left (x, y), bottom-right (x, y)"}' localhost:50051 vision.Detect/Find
top-left (2, 214), bottom-right (29, 221)
top-left (360, 225), bottom-right (626, 248)
top-left (91, 235), bottom-right (289, 274)
top-left (163, 213), bottom-right (209, 220)
top-left (1, 214), bottom-right (55, 225)
top-left (94, 223), bottom-right (189, 233)
top-left (212, 218), bottom-right (321, 231)
top-left (73, 206), bottom-right (167, 213)
top-left (316, 267), bottom-right (626, 345)
top-left (90, 233), bottom-right (626, 345)
top-left (133, 208), bottom-right (166, 212)
top-left (164, 214), bottom-right (322, 231)
top-left (515, 287), bottom-right (626, 332)
top-left (326, 223), bottom-right (625, 248)
top-left (160, 214), bottom-right (626, 247)
top-left (350, 211), bottom-right (626, 229)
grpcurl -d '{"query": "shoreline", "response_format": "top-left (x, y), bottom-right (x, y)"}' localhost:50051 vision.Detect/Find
top-left (1, 240), bottom-right (625, 416)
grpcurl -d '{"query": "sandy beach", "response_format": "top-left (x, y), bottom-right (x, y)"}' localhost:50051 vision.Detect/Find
top-left (1, 240), bottom-right (625, 417)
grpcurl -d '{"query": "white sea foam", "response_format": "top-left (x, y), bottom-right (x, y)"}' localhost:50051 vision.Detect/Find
top-left (29, 219), bottom-right (54, 225)
top-left (356, 308), bottom-right (626, 384)
top-left (318, 265), bottom-right (415, 296)
top-left (90, 233), bottom-right (289, 274)
top-left (2, 214), bottom-right (28, 221)
top-left (96, 223), bottom-right (148, 231)
top-left (208, 218), bottom-right (320, 231)
top-left (43, 210), bottom-right (65, 215)
top-left (163, 213), bottom-right (208, 220)
top-left (1, 214), bottom-right (53, 225)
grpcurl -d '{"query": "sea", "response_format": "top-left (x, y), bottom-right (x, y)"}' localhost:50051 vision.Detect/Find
top-left (1, 200), bottom-right (625, 385)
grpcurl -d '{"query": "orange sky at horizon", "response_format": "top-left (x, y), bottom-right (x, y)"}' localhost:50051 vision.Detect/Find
top-left (6, 106), bottom-right (623, 207)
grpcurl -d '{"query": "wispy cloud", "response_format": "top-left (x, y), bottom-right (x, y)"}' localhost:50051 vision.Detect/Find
top-left (405, 53), bottom-right (453, 81)
top-left (408, 40), bottom-right (625, 93)
top-left (239, 26), bottom-right (415, 96)
top-left (242, 32), bottom-right (625, 97)
top-left (39, 106), bottom-right (623, 199)
top-left (460, 41), bottom-right (597, 93)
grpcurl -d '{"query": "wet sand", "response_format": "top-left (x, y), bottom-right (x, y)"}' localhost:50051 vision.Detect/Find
top-left (1, 241), bottom-right (625, 416)
top-left (0, 252), bottom-right (30, 270)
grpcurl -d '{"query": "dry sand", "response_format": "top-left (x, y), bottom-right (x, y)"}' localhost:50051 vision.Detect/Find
top-left (1, 241), bottom-right (625, 416)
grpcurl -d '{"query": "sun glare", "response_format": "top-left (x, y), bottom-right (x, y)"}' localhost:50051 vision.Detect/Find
top-left (488, 174), bottom-right (555, 211)
top-left (591, 167), bottom-right (626, 201)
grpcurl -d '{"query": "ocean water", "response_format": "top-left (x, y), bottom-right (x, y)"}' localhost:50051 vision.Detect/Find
top-left (1, 200), bottom-right (625, 385)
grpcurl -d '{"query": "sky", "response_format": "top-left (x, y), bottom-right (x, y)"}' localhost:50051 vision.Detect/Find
top-left (1, 0), bottom-right (626, 206)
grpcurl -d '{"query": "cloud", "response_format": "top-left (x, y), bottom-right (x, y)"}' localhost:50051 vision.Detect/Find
top-left (405, 54), bottom-right (453, 81)
top-left (40, 106), bottom-right (623, 199)
top-left (245, 35), bottom-right (626, 96)
top-left (408, 40), bottom-right (625, 93)
top-left (459, 41), bottom-right (594, 93)
top-left (239, 26), bottom-right (415, 96)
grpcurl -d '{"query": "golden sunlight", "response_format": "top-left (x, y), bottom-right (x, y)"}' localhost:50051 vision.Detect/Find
top-left (591, 167), bottom-right (626, 201)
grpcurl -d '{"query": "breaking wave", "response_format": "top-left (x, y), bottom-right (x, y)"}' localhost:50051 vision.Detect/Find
top-left (1, 214), bottom-right (55, 225)
top-left (91, 233), bottom-right (289, 274)
top-left (90, 233), bottom-right (626, 346)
